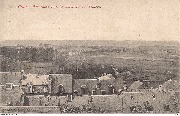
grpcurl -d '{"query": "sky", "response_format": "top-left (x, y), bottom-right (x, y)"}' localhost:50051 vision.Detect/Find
top-left (0, 0), bottom-right (179, 41)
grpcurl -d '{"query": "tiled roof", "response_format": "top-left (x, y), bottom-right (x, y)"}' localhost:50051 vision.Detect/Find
top-left (21, 74), bottom-right (49, 85)
top-left (98, 74), bottom-right (115, 80)
top-left (73, 79), bottom-right (98, 91)
top-left (50, 74), bottom-right (73, 94)
top-left (33, 62), bottom-right (53, 68)
top-left (129, 80), bottom-right (143, 90)
top-left (100, 78), bottom-right (124, 91)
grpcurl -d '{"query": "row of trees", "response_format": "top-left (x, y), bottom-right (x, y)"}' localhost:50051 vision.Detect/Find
top-left (0, 46), bottom-right (54, 62)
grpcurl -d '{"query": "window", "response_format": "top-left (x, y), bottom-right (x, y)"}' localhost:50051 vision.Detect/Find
top-left (81, 85), bottom-right (87, 95)
top-left (6, 83), bottom-right (13, 89)
top-left (74, 90), bottom-right (78, 95)
top-left (58, 84), bottom-right (65, 95)
top-left (101, 90), bottom-right (106, 95)
top-left (67, 94), bottom-right (73, 102)
top-left (92, 90), bottom-right (96, 95)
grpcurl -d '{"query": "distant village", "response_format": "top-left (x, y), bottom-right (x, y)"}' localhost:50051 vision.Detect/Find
top-left (0, 43), bottom-right (179, 113)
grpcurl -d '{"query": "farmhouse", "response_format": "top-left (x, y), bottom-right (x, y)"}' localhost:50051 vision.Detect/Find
top-left (21, 74), bottom-right (51, 94)
top-left (50, 74), bottom-right (73, 95)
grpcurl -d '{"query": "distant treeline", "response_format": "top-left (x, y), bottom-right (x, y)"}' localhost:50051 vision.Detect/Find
top-left (56, 63), bottom-right (117, 79)
top-left (83, 45), bottom-right (179, 56)
top-left (0, 46), bottom-right (54, 62)
top-left (0, 44), bottom-right (178, 81)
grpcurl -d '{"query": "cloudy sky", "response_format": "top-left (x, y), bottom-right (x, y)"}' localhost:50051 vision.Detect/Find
top-left (0, 0), bottom-right (179, 41)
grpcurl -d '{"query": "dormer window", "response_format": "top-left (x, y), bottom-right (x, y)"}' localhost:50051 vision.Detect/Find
top-left (92, 90), bottom-right (96, 95)
top-left (6, 83), bottom-right (13, 90)
top-left (81, 85), bottom-right (87, 95)
top-left (101, 90), bottom-right (106, 95)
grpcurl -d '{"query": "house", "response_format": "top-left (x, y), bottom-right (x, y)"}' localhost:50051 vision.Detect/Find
top-left (73, 79), bottom-right (98, 95)
top-left (161, 79), bottom-right (179, 92)
top-left (0, 72), bottom-right (22, 106)
top-left (73, 75), bottom-right (124, 95)
top-left (99, 77), bottom-right (124, 94)
top-left (50, 74), bottom-right (73, 95)
top-left (98, 73), bottom-right (115, 80)
top-left (129, 80), bottom-right (143, 91)
top-left (99, 79), bottom-right (115, 94)
top-left (0, 85), bottom-right (22, 106)
top-left (21, 74), bottom-right (51, 94)
top-left (138, 80), bottom-right (165, 90)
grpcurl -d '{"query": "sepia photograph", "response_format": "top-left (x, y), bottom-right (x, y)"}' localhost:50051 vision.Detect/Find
top-left (0, 0), bottom-right (179, 114)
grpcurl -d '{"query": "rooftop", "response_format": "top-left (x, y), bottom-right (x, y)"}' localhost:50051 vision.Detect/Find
top-left (21, 74), bottom-right (49, 86)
